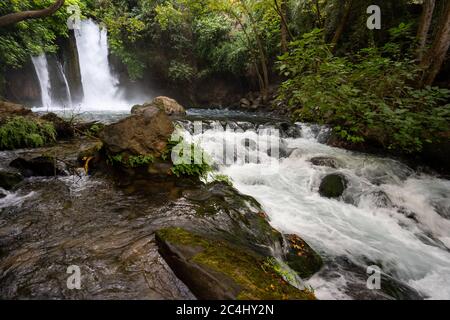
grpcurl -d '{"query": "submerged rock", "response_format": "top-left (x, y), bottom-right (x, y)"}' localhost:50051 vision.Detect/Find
top-left (155, 227), bottom-right (315, 300)
top-left (100, 105), bottom-right (174, 157)
top-left (0, 171), bottom-right (23, 190)
top-left (319, 173), bottom-right (347, 198)
top-left (10, 156), bottom-right (67, 177)
top-left (310, 156), bottom-right (339, 169)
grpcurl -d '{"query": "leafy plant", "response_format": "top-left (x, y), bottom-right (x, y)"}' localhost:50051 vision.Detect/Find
top-left (277, 28), bottom-right (450, 153)
top-left (0, 116), bottom-right (56, 150)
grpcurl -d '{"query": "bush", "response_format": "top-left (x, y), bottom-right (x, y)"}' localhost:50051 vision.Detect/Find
top-left (0, 116), bottom-right (56, 150)
top-left (277, 29), bottom-right (450, 153)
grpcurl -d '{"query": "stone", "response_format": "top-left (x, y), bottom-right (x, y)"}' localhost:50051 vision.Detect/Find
top-left (319, 173), bottom-right (347, 198)
top-left (100, 106), bottom-right (174, 157)
top-left (40, 112), bottom-right (74, 139)
top-left (310, 156), bottom-right (339, 169)
top-left (10, 156), bottom-right (67, 177)
top-left (284, 234), bottom-right (323, 279)
top-left (132, 96), bottom-right (186, 116)
top-left (0, 171), bottom-right (23, 190)
top-left (0, 101), bottom-right (32, 122)
top-left (155, 227), bottom-right (316, 300)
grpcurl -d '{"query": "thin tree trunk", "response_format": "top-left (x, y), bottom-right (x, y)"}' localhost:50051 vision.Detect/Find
top-left (420, 1), bottom-right (450, 86)
top-left (331, 0), bottom-right (353, 53)
top-left (273, 0), bottom-right (293, 52)
top-left (416, 0), bottom-right (436, 61)
top-left (0, 0), bottom-right (65, 28)
top-left (240, 0), bottom-right (270, 101)
top-left (314, 0), bottom-right (323, 28)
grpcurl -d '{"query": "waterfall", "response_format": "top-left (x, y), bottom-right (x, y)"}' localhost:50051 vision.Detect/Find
top-left (56, 60), bottom-right (73, 108)
top-left (74, 19), bottom-right (127, 111)
top-left (31, 55), bottom-right (52, 110)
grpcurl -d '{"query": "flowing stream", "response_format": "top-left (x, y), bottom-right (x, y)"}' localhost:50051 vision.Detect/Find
top-left (179, 112), bottom-right (450, 300)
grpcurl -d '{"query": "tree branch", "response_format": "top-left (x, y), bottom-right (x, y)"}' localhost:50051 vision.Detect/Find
top-left (0, 0), bottom-right (65, 28)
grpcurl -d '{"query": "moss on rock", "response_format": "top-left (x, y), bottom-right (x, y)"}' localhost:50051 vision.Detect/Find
top-left (155, 227), bottom-right (316, 300)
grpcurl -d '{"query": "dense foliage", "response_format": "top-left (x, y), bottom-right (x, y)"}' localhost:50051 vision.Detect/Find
top-left (277, 28), bottom-right (450, 153)
top-left (0, 116), bottom-right (56, 150)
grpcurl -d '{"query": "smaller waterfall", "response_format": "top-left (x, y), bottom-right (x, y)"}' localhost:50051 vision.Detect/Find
top-left (31, 55), bottom-right (52, 110)
top-left (56, 60), bottom-right (73, 108)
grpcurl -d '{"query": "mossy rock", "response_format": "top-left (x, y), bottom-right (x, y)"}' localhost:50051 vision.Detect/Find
top-left (0, 171), bottom-right (23, 190)
top-left (284, 234), bottom-right (323, 279)
top-left (319, 173), bottom-right (347, 198)
top-left (155, 227), bottom-right (315, 300)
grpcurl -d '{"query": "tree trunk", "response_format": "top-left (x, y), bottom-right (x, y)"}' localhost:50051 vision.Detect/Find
top-left (240, 0), bottom-right (270, 102)
top-left (314, 0), bottom-right (323, 28)
top-left (420, 1), bottom-right (450, 86)
top-left (331, 0), bottom-right (353, 53)
top-left (280, 0), bottom-right (288, 53)
top-left (0, 0), bottom-right (65, 28)
top-left (273, 0), bottom-right (292, 53)
top-left (416, 0), bottom-right (436, 61)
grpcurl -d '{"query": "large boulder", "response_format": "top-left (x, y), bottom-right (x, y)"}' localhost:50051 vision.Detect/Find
top-left (0, 101), bottom-right (32, 122)
top-left (0, 171), bottom-right (23, 190)
top-left (100, 105), bottom-right (174, 157)
top-left (10, 156), bottom-right (67, 177)
top-left (155, 227), bottom-right (315, 300)
top-left (131, 96), bottom-right (185, 116)
top-left (40, 112), bottom-right (74, 139)
top-left (284, 234), bottom-right (323, 278)
top-left (319, 173), bottom-right (347, 198)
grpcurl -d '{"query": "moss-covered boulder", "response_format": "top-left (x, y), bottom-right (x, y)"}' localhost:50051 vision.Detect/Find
top-left (155, 227), bottom-right (315, 300)
top-left (0, 171), bottom-right (23, 190)
top-left (284, 234), bottom-right (323, 278)
top-left (319, 173), bottom-right (347, 198)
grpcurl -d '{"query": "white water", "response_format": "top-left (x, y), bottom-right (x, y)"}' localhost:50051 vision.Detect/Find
top-left (183, 120), bottom-right (450, 300)
top-left (56, 60), bottom-right (73, 108)
top-left (73, 19), bottom-right (128, 111)
top-left (31, 55), bottom-right (52, 110)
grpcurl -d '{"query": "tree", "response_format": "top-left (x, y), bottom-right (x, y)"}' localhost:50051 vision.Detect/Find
top-left (330, 0), bottom-right (353, 52)
top-left (416, 0), bottom-right (436, 61)
top-left (0, 0), bottom-right (65, 28)
top-left (420, 0), bottom-right (450, 86)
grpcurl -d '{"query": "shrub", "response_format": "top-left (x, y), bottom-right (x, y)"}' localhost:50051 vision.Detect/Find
top-left (277, 29), bottom-right (450, 153)
top-left (0, 116), bottom-right (56, 150)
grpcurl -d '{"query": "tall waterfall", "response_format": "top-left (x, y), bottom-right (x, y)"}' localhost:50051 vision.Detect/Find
top-left (31, 55), bottom-right (52, 110)
top-left (74, 19), bottom-right (127, 111)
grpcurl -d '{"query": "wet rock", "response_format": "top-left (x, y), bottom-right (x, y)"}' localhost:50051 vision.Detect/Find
top-left (310, 156), bottom-right (339, 169)
top-left (10, 156), bottom-right (67, 177)
top-left (0, 101), bottom-right (32, 122)
top-left (0, 171), bottom-right (23, 190)
top-left (432, 199), bottom-right (450, 219)
top-left (239, 98), bottom-right (251, 108)
top-left (40, 113), bottom-right (74, 139)
top-left (155, 227), bottom-right (315, 300)
top-left (0, 190), bottom-right (6, 198)
top-left (100, 106), bottom-right (174, 157)
top-left (132, 96), bottom-right (186, 116)
top-left (284, 234), bottom-right (323, 279)
top-left (319, 173), bottom-right (347, 198)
